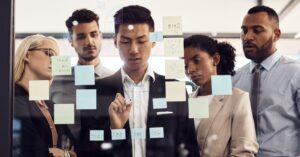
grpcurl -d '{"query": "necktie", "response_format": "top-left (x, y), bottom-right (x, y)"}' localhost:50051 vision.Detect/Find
top-left (250, 64), bottom-right (263, 131)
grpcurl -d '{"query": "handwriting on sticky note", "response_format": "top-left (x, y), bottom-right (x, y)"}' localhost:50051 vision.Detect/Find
top-left (76, 89), bottom-right (97, 110)
top-left (90, 130), bottom-right (104, 141)
top-left (54, 104), bottom-right (74, 124)
top-left (51, 56), bottom-right (71, 75)
top-left (149, 127), bottom-right (164, 139)
top-left (166, 81), bottom-right (186, 102)
top-left (75, 65), bottom-right (95, 86)
top-left (131, 128), bottom-right (146, 139)
top-left (163, 16), bottom-right (182, 35)
top-left (211, 75), bottom-right (232, 95)
top-left (29, 80), bottom-right (49, 100)
top-left (164, 38), bottom-right (184, 57)
top-left (153, 98), bottom-right (167, 109)
top-left (150, 32), bottom-right (163, 42)
top-left (165, 59), bottom-right (185, 79)
top-left (188, 98), bottom-right (210, 118)
top-left (111, 129), bottom-right (126, 140)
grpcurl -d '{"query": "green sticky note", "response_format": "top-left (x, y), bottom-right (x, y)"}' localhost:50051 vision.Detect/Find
top-left (188, 98), bottom-right (210, 118)
top-left (76, 89), bottom-right (97, 110)
top-left (211, 75), bottom-right (232, 95)
top-left (131, 128), bottom-right (146, 139)
top-left (29, 80), bottom-right (49, 100)
top-left (153, 98), bottom-right (167, 109)
top-left (166, 81), bottom-right (186, 102)
top-left (149, 127), bottom-right (164, 139)
top-left (75, 65), bottom-right (95, 85)
top-left (90, 130), bottom-right (104, 141)
top-left (150, 32), bottom-right (163, 42)
top-left (51, 56), bottom-right (71, 75)
top-left (54, 104), bottom-right (74, 124)
top-left (111, 129), bottom-right (126, 140)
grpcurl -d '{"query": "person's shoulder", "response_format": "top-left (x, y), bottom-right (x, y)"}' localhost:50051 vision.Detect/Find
top-left (232, 87), bottom-right (248, 96)
top-left (235, 63), bottom-right (250, 74)
top-left (279, 56), bottom-right (300, 69)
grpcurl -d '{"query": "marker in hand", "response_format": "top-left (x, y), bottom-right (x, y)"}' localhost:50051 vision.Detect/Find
top-left (125, 98), bottom-right (132, 106)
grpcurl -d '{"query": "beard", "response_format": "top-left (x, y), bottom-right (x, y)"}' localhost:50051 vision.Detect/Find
top-left (243, 36), bottom-right (274, 63)
top-left (76, 48), bottom-right (99, 62)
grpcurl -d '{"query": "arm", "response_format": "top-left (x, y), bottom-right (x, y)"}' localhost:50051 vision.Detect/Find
top-left (230, 92), bottom-right (259, 156)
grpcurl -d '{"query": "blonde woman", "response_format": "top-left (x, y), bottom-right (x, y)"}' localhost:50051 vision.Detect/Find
top-left (14, 34), bottom-right (76, 157)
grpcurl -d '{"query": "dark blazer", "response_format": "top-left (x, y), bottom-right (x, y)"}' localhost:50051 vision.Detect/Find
top-left (14, 84), bottom-right (74, 157)
top-left (79, 70), bottom-right (200, 157)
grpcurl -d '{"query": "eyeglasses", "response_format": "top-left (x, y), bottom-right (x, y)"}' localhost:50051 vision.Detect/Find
top-left (28, 48), bottom-right (57, 57)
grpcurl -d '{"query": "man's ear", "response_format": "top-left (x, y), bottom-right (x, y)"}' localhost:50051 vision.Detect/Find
top-left (274, 28), bottom-right (281, 42)
top-left (113, 36), bottom-right (117, 48)
top-left (151, 42), bottom-right (156, 48)
top-left (68, 34), bottom-right (74, 47)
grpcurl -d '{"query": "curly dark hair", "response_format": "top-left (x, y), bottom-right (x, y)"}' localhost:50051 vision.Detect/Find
top-left (113, 5), bottom-right (154, 34)
top-left (184, 34), bottom-right (236, 76)
top-left (65, 9), bottom-right (99, 35)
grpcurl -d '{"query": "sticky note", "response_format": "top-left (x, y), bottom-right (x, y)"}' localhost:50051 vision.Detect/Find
top-left (76, 89), bottom-right (97, 109)
top-left (163, 38), bottom-right (184, 57)
top-left (90, 130), bottom-right (104, 141)
top-left (166, 81), bottom-right (186, 102)
top-left (149, 127), bottom-right (164, 138)
top-left (131, 128), bottom-right (146, 139)
top-left (54, 104), bottom-right (74, 124)
top-left (51, 56), bottom-right (71, 75)
top-left (150, 32), bottom-right (163, 42)
top-left (188, 98), bottom-right (210, 118)
top-left (153, 98), bottom-right (167, 109)
top-left (165, 59), bottom-right (185, 79)
top-left (111, 129), bottom-right (126, 140)
top-left (29, 80), bottom-right (49, 100)
top-left (211, 75), bottom-right (232, 95)
top-left (75, 65), bottom-right (95, 85)
top-left (163, 16), bottom-right (182, 35)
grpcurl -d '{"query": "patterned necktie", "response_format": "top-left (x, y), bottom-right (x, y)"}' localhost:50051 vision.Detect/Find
top-left (251, 64), bottom-right (263, 131)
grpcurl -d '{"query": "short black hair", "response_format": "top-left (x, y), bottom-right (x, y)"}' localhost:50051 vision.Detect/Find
top-left (65, 9), bottom-right (99, 35)
top-left (184, 35), bottom-right (236, 76)
top-left (113, 5), bottom-right (154, 34)
top-left (248, 5), bottom-right (279, 25)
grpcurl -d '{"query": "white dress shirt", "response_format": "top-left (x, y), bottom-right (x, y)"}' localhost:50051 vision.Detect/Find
top-left (121, 66), bottom-right (155, 157)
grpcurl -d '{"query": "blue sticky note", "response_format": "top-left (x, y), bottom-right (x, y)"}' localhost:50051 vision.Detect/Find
top-left (153, 98), bottom-right (167, 109)
top-left (131, 128), bottom-right (146, 139)
top-left (90, 130), bottom-right (104, 141)
top-left (111, 129), bottom-right (126, 140)
top-left (149, 127), bottom-right (164, 139)
top-left (211, 75), bottom-right (232, 95)
top-left (75, 65), bottom-right (95, 85)
top-left (150, 32), bottom-right (163, 42)
top-left (76, 89), bottom-right (97, 109)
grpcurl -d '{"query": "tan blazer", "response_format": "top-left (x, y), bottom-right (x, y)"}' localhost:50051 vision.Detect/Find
top-left (191, 88), bottom-right (259, 157)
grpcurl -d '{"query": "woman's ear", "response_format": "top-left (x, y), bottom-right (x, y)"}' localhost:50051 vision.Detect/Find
top-left (212, 53), bottom-right (220, 66)
top-left (23, 52), bottom-right (30, 62)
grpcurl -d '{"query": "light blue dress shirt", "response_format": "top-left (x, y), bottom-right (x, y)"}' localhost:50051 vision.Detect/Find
top-left (233, 52), bottom-right (300, 157)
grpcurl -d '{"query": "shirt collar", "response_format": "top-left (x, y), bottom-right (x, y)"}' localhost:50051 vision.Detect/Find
top-left (121, 66), bottom-right (155, 84)
top-left (249, 52), bottom-right (281, 72)
top-left (77, 61), bottom-right (103, 76)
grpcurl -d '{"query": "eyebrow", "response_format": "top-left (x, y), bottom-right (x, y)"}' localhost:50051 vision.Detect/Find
top-left (120, 35), bottom-right (147, 40)
top-left (190, 54), bottom-right (200, 60)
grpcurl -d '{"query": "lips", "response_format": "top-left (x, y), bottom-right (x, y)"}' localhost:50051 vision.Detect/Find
top-left (128, 58), bottom-right (141, 62)
top-left (84, 46), bottom-right (96, 51)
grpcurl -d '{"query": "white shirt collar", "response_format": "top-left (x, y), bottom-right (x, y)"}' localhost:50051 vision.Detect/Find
top-left (121, 66), bottom-right (155, 85)
top-left (250, 52), bottom-right (281, 72)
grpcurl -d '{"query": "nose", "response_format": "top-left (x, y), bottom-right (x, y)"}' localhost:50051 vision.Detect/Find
top-left (186, 62), bottom-right (196, 75)
top-left (243, 30), bottom-right (254, 42)
top-left (85, 35), bottom-right (93, 45)
top-left (129, 42), bottom-right (138, 54)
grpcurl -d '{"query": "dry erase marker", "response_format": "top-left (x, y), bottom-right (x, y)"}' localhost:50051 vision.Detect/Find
top-left (125, 98), bottom-right (132, 106)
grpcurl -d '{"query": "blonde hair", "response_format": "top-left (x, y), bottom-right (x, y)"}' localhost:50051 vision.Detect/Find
top-left (14, 34), bottom-right (59, 83)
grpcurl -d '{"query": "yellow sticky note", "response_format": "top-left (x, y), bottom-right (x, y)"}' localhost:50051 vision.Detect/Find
top-left (165, 59), bottom-right (185, 79)
top-left (188, 98), bottom-right (210, 118)
top-left (51, 56), bottom-right (71, 76)
top-left (163, 16), bottom-right (182, 35)
top-left (166, 81), bottom-right (186, 102)
top-left (54, 104), bottom-right (74, 124)
top-left (29, 80), bottom-right (49, 100)
top-left (163, 38), bottom-right (184, 57)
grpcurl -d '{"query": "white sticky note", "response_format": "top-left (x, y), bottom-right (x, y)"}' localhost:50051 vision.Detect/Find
top-left (75, 65), bottom-right (95, 85)
top-left (149, 127), bottom-right (164, 139)
top-left (111, 129), bottom-right (126, 140)
top-left (90, 130), bottom-right (104, 141)
top-left (211, 75), bottom-right (232, 95)
top-left (163, 16), bottom-right (182, 35)
top-left (76, 89), bottom-right (97, 110)
top-left (131, 128), bottom-right (146, 139)
top-left (189, 98), bottom-right (210, 118)
top-left (163, 38), bottom-right (184, 57)
top-left (150, 32), bottom-right (163, 42)
top-left (51, 56), bottom-right (71, 75)
top-left (166, 81), bottom-right (186, 102)
top-left (54, 104), bottom-right (74, 124)
top-left (165, 59), bottom-right (185, 79)
top-left (153, 98), bottom-right (167, 109)
top-left (29, 80), bottom-right (49, 100)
